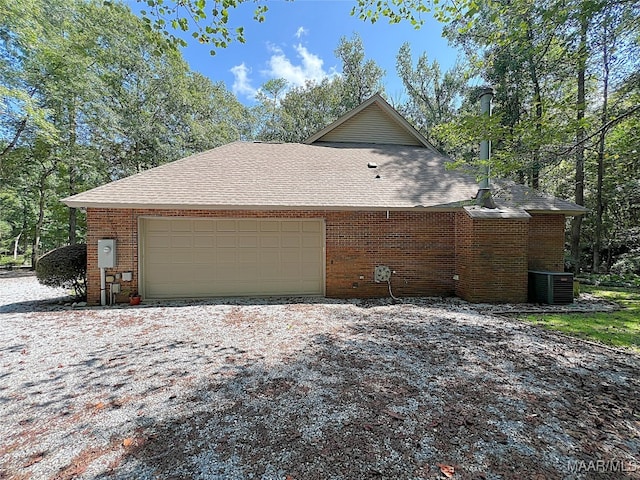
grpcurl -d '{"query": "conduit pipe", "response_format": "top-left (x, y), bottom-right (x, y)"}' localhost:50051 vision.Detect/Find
top-left (100, 267), bottom-right (106, 306)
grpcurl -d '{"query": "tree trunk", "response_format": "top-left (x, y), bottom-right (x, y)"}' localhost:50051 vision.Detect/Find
top-left (570, 16), bottom-right (589, 273)
top-left (593, 17), bottom-right (610, 273)
top-left (526, 21), bottom-right (542, 190)
top-left (32, 174), bottom-right (48, 269)
top-left (68, 101), bottom-right (78, 245)
top-left (31, 160), bottom-right (57, 268)
top-left (13, 232), bottom-right (22, 260)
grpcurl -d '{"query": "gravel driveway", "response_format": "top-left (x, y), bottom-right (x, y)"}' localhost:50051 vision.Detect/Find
top-left (1, 274), bottom-right (639, 479)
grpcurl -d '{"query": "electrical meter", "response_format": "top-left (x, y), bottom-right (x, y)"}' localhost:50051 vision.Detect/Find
top-left (97, 239), bottom-right (116, 268)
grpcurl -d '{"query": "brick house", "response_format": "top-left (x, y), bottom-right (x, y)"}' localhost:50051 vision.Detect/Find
top-left (63, 94), bottom-right (585, 305)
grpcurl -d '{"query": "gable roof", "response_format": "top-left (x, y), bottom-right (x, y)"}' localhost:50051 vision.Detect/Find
top-left (305, 93), bottom-right (437, 151)
top-left (63, 95), bottom-right (586, 216)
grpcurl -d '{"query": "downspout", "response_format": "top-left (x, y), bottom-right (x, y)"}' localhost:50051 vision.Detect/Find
top-left (476, 87), bottom-right (496, 209)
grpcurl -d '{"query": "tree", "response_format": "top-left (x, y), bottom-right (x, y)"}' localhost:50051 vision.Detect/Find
top-left (395, 42), bottom-right (468, 152)
top-left (1, 0), bottom-right (249, 264)
top-left (334, 33), bottom-right (385, 109)
top-left (253, 34), bottom-right (385, 143)
top-left (253, 78), bottom-right (289, 141)
top-left (356, 0), bottom-right (640, 274)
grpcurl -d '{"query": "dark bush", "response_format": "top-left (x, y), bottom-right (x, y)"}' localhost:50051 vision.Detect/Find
top-left (36, 244), bottom-right (87, 299)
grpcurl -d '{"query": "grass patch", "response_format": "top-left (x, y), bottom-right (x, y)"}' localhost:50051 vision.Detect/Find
top-left (523, 285), bottom-right (640, 352)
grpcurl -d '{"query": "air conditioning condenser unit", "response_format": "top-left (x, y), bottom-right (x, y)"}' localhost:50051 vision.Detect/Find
top-left (528, 270), bottom-right (574, 305)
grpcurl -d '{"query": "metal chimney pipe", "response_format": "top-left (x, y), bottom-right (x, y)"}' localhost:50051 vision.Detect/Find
top-left (476, 87), bottom-right (496, 208)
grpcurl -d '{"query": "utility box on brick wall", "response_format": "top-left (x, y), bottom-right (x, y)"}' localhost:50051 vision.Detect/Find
top-left (528, 271), bottom-right (574, 305)
top-left (97, 239), bottom-right (116, 268)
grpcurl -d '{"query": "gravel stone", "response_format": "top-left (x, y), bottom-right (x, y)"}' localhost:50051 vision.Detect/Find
top-left (1, 273), bottom-right (638, 479)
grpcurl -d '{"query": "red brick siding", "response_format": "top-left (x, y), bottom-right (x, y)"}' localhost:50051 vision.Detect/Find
top-left (454, 212), bottom-right (529, 303)
top-left (86, 208), bottom-right (457, 304)
top-left (86, 208), bottom-right (568, 305)
top-left (325, 211), bottom-right (456, 298)
top-left (528, 214), bottom-right (565, 271)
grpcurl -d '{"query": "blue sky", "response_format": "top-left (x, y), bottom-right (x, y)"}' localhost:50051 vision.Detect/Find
top-left (128, 0), bottom-right (461, 105)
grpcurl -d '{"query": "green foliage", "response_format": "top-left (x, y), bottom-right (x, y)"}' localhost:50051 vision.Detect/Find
top-left (254, 34), bottom-right (385, 143)
top-left (0, 220), bottom-right (11, 252)
top-left (577, 273), bottom-right (640, 289)
top-left (523, 285), bottom-right (640, 352)
top-left (334, 33), bottom-right (385, 108)
top-left (1, 0), bottom-right (249, 261)
top-left (137, 0), bottom-right (269, 52)
top-left (0, 254), bottom-right (25, 267)
top-left (610, 255), bottom-right (640, 276)
top-left (394, 42), bottom-right (469, 153)
top-left (35, 243), bottom-right (87, 299)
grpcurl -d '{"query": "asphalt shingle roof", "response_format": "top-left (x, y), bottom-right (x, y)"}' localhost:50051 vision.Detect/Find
top-left (63, 141), bottom-right (586, 215)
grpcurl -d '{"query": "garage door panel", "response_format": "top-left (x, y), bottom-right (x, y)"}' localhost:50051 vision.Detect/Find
top-left (146, 219), bottom-right (171, 232)
top-left (302, 263), bottom-right (323, 278)
top-left (261, 249), bottom-right (280, 263)
top-left (146, 235), bottom-right (171, 248)
top-left (238, 236), bottom-right (258, 248)
top-left (194, 235), bottom-right (215, 247)
top-left (238, 220), bottom-right (258, 232)
top-left (238, 250), bottom-right (258, 263)
top-left (301, 280), bottom-right (323, 292)
top-left (259, 262), bottom-right (281, 277)
top-left (282, 262), bottom-right (300, 276)
top-left (302, 249), bottom-right (322, 262)
top-left (194, 220), bottom-right (215, 232)
top-left (216, 236), bottom-right (237, 248)
top-left (281, 235), bottom-right (300, 247)
top-left (281, 222), bottom-right (301, 232)
top-left (260, 221), bottom-right (280, 232)
top-left (193, 248), bottom-right (217, 263)
top-left (143, 218), bottom-right (323, 298)
top-left (217, 249), bottom-right (237, 263)
top-left (303, 222), bottom-right (321, 233)
top-left (171, 251), bottom-right (193, 263)
top-left (216, 220), bottom-right (237, 232)
top-left (281, 248), bottom-right (301, 262)
top-left (260, 236), bottom-right (280, 248)
top-left (145, 264), bottom-right (173, 279)
top-left (303, 235), bottom-right (322, 248)
top-left (171, 220), bottom-right (192, 232)
top-left (171, 236), bottom-right (193, 248)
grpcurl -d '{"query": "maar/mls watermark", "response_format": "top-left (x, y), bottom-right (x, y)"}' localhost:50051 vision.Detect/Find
top-left (567, 459), bottom-right (639, 473)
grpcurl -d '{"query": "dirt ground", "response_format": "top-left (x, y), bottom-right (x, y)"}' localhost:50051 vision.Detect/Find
top-left (1, 275), bottom-right (638, 479)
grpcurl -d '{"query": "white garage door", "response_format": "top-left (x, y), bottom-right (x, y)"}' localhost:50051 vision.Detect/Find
top-left (140, 218), bottom-right (324, 298)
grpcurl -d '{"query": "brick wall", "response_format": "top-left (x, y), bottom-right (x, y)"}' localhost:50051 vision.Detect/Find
top-left (86, 208), bottom-right (567, 305)
top-left (454, 211), bottom-right (529, 303)
top-left (325, 211), bottom-right (456, 299)
top-left (528, 214), bottom-right (566, 271)
top-left (86, 208), bottom-right (457, 304)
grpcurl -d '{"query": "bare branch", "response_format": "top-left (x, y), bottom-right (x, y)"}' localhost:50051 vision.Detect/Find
top-left (556, 103), bottom-right (640, 156)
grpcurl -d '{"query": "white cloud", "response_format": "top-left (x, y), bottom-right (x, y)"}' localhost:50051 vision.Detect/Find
top-left (232, 44), bottom-right (337, 102)
top-left (230, 63), bottom-right (257, 100)
top-left (295, 26), bottom-right (308, 39)
top-left (265, 44), bottom-right (330, 88)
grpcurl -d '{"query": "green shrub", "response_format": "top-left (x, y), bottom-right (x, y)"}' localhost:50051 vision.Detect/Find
top-left (611, 252), bottom-right (640, 275)
top-left (577, 272), bottom-right (640, 289)
top-left (0, 255), bottom-right (25, 268)
top-left (36, 244), bottom-right (87, 299)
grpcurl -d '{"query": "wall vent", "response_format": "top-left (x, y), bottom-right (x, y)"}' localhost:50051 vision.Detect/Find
top-left (528, 271), bottom-right (574, 305)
